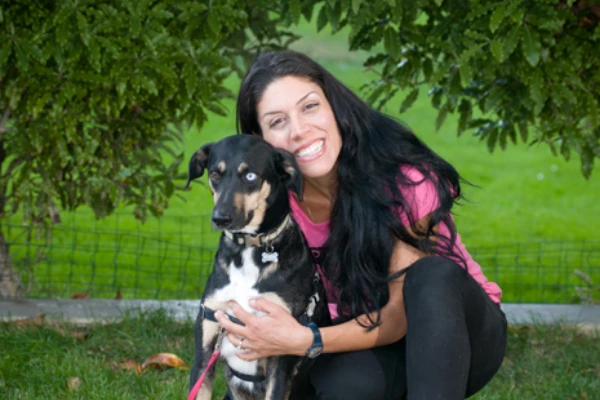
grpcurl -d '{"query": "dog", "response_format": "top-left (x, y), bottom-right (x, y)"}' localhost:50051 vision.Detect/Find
top-left (186, 135), bottom-right (329, 400)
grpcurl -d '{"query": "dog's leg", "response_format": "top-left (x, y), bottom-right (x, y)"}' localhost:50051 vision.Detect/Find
top-left (189, 315), bottom-right (221, 400)
top-left (264, 356), bottom-right (299, 400)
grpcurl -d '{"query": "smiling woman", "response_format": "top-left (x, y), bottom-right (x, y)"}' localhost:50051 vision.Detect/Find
top-left (257, 77), bottom-right (343, 183)
top-left (219, 50), bottom-right (508, 400)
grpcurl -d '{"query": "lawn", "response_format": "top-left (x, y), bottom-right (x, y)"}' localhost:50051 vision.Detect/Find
top-left (1, 311), bottom-right (598, 399)
top-left (3, 17), bottom-right (599, 302)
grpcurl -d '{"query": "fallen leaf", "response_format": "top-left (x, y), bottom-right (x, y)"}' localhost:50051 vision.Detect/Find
top-left (141, 353), bottom-right (189, 371)
top-left (117, 360), bottom-right (142, 375)
top-left (5, 314), bottom-right (45, 328)
top-left (47, 322), bottom-right (89, 341)
top-left (71, 293), bottom-right (89, 299)
top-left (66, 377), bottom-right (82, 392)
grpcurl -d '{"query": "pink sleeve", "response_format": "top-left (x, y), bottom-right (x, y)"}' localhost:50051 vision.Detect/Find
top-left (396, 166), bottom-right (440, 227)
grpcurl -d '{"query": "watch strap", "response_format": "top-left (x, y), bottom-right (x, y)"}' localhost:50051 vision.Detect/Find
top-left (305, 322), bottom-right (323, 358)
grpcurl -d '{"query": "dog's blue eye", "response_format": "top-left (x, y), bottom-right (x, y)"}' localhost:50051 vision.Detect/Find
top-left (245, 172), bottom-right (257, 182)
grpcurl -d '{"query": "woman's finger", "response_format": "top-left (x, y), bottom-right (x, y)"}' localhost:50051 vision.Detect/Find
top-left (215, 311), bottom-right (246, 336)
top-left (236, 350), bottom-right (260, 362)
top-left (249, 297), bottom-right (287, 315)
top-left (228, 301), bottom-right (260, 322)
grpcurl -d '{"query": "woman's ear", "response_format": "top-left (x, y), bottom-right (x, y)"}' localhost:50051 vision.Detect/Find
top-left (274, 149), bottom-right (303, 201)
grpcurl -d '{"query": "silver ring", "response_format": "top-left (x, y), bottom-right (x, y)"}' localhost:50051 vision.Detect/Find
top-left (237, 337), bottom-right (244, 350)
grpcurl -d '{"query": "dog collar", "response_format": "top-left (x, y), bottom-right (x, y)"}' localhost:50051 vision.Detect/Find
top-left (224, 214), bottom-right (291, 248)
top-left (199, 303), bottom-right (245, 326)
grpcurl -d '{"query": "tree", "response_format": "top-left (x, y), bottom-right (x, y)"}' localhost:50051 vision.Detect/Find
top-left (306, 0), bottom-right (600, 178)
top-left (0, 0), bottom-right (299, 299)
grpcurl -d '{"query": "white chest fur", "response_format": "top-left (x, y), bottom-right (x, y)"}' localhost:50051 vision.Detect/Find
top-left (214, 248), bottom-right (269, 389)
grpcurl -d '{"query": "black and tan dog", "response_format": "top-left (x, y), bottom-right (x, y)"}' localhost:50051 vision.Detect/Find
top-left (186, 135), bottom-right (328, 400)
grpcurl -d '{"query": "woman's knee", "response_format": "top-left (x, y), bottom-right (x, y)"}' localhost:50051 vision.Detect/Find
top-left (310, 351), bottom-right (386, 400)
top-left (403, 256), bottom-right (467, 301)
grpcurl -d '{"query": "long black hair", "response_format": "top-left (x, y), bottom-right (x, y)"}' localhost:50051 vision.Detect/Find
top-left (236, 50), bottom-right (464, 329)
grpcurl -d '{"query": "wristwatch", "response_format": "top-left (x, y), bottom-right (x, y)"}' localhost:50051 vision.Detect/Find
top-left (305, 322), bottom-right (323, 358)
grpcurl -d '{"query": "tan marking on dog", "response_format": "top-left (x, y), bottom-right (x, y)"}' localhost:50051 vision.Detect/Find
top-left (196, 384), bottom-right (212, 400)
top-left (201, 297), bottom-right (228, 348)
top-left (216, 161), bottom-right (226, 172)
top-left (244, 181), bottom-right (271, 227)
top-left (257, 261), bottom-right (279, 282)
top-left (209, 180), bottom-right (220, 204)
top-left (233, 192), bottom-right (244, 215)
top-left (216, 257), bottom-right (229, 276)
top-left (237, 162), bottom-right (248, 173)
top-left (264, 358), bottom-right (292, 399)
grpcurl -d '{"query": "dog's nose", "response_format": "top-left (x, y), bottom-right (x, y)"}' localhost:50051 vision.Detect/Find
top-left (212, 210), bottom-right (232, 227)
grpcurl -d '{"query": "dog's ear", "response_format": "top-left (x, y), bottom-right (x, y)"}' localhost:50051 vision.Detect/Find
top-left (274, 149), bottom-right (303, 201)
top-left (185, 143), bottom-right (213, 188)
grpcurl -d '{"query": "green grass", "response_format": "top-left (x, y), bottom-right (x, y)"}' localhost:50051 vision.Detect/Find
top-left (3, 17), bottom-right (599, 302)
top-left (1, 311), bottom-right (598, 399)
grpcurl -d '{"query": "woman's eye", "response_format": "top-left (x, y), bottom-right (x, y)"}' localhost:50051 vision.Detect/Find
top-left (245, 172), bottom-right (257, 182)
top-left (305, 102), bottom-right (319, 111)
top-left (209, 171), bottom-right (221, 181)
top-left (270, 117), bottom-right (284, 128)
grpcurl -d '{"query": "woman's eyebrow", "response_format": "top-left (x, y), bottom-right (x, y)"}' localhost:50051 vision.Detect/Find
top-left (260, 91), bottom-right (318, 121)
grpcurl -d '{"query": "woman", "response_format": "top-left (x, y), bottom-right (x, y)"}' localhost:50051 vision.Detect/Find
top-left (214, 50), bottom-right (507, 399)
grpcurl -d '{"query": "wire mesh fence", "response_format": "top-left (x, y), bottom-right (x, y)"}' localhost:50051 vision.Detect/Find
top-left (1, 212), bottom-right (599, 303)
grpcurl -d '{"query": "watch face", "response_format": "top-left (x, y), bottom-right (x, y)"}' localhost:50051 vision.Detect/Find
top-left (307, 346), bottom-right (322, 358)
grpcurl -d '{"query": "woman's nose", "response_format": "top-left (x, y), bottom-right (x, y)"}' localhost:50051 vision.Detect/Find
top-left (290, 116), bottom-right (309, 139)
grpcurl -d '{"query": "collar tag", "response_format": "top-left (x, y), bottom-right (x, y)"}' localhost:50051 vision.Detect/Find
top-left (261, 251), bottom-right (279, 263)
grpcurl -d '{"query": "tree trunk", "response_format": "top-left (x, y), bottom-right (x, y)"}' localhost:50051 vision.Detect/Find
top-left (0, 229), bottom-right (24, 299)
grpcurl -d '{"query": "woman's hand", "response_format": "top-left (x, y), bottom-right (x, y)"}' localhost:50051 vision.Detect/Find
top-left (214, 298), bottom-right (313, 361)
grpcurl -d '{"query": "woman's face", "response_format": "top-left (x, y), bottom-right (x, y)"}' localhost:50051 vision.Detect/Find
top-left (256, 76), bottom-right (342, 181)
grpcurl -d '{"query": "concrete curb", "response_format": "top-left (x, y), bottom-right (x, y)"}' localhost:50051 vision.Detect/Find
top-left (1, 300), bottom-right (600, 329)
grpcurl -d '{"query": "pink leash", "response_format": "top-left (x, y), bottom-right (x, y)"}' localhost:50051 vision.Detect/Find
top-left (188, 348), bottom-right (221, 400)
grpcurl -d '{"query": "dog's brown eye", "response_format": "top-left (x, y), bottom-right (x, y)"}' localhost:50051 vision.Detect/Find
top-left (209, 171), bottom-right (221, 181)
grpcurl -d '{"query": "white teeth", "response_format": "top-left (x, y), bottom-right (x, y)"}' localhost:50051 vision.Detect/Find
top-left (296, 140), bottom-right (324, 158)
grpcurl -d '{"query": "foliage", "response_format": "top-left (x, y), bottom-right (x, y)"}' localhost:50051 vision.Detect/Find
top-left (0, 0), bottom-right (299, 223)
top-left (307, 0), bottom-right (600, 178)
top-left (0, 0), bottom-right (300, 298)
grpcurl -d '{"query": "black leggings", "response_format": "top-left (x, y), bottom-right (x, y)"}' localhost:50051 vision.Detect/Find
top-left (310, 256), bottom-right (508, 400)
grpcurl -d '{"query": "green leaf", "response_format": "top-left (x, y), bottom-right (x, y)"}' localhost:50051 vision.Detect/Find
top-left (560, 138), bottom-right (570, 161)
top-left (459, 63), bottom-right (473, 87)
top-left (352, 0), bottom-right (361, 14)
top-left (435, 106), bottom-right (448, 132)
top-left (581, 145), bottom-right (594, 179)
top-left (76, 11), bottom-right (90, 45)
top-left (87, 39), bottom-right (101, 72)
top-left (487, 127), bottom-right (499, 152)
top-left (399, 88), bottom-right (419, 113)
top-left (489, 3), bottom-right (507, 33)
top-left (490, 39), bottom-right (503, 62)
top-left (530, 71), bottom-right (546, 114)
top-left (518, 121), bottom-right (528, 143)
top-left (522, 26), bottom-right (541, 67)
top-left (502, 26), bottom-right (521, 60)
top-left (316, 5), bottom-right (328, 32)
top-left (183, 63), bottom-right (197, 99)
top-left (384, 27), bottom-right (401, 59)
top-left (0, 43), bottom-right (13, 75)
top-left (458, 99), bottom-right (472, 135)
top-left (13, 42), bottom-right (29, 72)
top-left (289, 0), bottom-right (301, 24)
